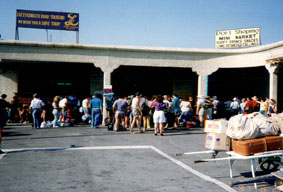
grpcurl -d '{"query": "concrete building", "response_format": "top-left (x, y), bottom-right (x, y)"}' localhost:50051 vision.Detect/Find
top-left (0, 40), bottom-right (282, 119)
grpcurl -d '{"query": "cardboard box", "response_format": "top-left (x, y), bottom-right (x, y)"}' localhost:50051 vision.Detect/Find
top-left (205, 132), bottom-right (230, 151)
top-left (204, 120), bottom-right (228, 133)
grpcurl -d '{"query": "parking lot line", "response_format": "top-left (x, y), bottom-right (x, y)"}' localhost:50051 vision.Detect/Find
top-left (2, 145), bottom-right (236, 192)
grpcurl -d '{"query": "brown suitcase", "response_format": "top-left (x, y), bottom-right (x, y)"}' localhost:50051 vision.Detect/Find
top-left (232, 136), bottom-right (283, 156)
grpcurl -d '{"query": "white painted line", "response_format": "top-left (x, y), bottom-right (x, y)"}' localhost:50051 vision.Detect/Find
top-left (0, 153), bottom-right (6, 160)
top-left (150, 146), bottom-right (237, 192)
top-left (68, 145), bottom-right (152, 150)
top-left (3, 145), bottom-right (152, 153)
top-left (2, 145), bottom-right (236, 191)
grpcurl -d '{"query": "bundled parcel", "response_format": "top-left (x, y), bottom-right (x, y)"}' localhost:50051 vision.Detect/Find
top-left (226, 112), bottom-right (283, 156)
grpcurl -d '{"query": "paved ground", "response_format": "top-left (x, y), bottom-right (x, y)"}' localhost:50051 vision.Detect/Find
top-left (0, 124), bottom-right (278, 192)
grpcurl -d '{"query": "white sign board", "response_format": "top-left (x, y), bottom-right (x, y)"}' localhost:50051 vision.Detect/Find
top-left (104, 85), bottom-right (112, 89)
top-left (215, 27), bottom-right (260, 49)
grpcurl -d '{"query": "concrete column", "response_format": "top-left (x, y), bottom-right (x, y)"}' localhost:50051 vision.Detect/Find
top-left (0, 67), bottom-right (18, 101)
top-left (197, 74), bottom-right (208, 96)
top-left (193, 66), bottom-right (218, 97)
top-left (266, 64), bottom-right (279, 102)
top-left (103, 71), bottom-right (111, 87)
top-left (102, 71), bottom-right (111, 123)
top-left (94, 62), bottom-right (120, 123)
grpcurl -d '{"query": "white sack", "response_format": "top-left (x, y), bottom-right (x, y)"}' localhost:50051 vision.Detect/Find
top-left (226, 112), bottom-right (279, 140)
top-left (270, 114), bottom-right (283, 134)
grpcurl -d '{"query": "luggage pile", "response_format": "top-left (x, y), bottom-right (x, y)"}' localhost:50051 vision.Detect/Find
top-left (226, 112), bottom-right (283, 156)
top-left (204, 119), bottom-right (230, 151)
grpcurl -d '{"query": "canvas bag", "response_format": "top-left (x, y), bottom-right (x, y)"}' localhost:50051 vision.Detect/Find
top-left (226, 112), bottom-right (279, 140)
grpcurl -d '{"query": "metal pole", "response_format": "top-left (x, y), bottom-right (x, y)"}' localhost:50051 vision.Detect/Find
top-left (15, 27), bottom-right (19, 40)
top-left (46, 30), bottom-right (49, 42)
top-left (76, 31), bottom-right (79, 44)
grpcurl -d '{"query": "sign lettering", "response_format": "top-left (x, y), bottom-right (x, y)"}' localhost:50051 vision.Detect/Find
top-left (16, 9), bottom-right (79, 31)
top-left (215, 27), bottom-right (260, 49)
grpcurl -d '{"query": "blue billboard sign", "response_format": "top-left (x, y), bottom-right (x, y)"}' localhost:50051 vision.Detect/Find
top-left (16, 9), bottom-right (79, 31)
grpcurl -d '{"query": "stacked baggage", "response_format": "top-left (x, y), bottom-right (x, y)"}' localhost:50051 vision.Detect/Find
top-left (226, 112), bottom-right (283, 156)
top-left (204, 119), bottom-right (230, 151)
top-left (232, 136), bottom-right (283, 156)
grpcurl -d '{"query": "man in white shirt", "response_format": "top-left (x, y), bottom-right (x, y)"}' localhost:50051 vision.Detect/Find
top-left (230, 97), bottom-right (240, 117)
top-left (59, 96), bottom-right (68, 120)
top-left (29, 93), bottom-right (45, 129)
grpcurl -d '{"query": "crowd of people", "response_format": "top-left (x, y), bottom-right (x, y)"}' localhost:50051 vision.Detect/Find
top-left (103, 93), bottom-right (280, 135)
top-left (0, 91), bottom-right (280, 153)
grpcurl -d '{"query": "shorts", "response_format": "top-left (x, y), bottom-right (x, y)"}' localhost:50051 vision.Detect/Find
top-left (153, 111), bottom-right (165, 123)
top-left (132, 108), bottom-right (141, 117)
top-left (115, 111), bottom-right (125, 120)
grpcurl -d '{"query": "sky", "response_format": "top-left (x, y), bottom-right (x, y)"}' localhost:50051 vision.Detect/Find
top-left (0, 0), bottom-right (283, 48)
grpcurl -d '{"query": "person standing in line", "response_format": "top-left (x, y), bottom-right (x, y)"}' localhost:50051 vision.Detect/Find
top-left (59, 96), bottom-right (68, 121)
top-left (139, 94), bottom-right (149, 132)
top-left (244, 97), bottom-right (253, 115)
top-left (10, 95), bottom-right (20, 123)
top-left (112, 95), bottom-right (128, 131)
top-left (130, 92), bottom-right (143, 134)
top-left (163, 95), bottom-right (170, 129)
top-left (204, 96), bottom-right (213, 120)
top-left (252, 96), bottom-right (260, 112)
top-left (230, 97), bottom-right (240, 117)
top-left (268, 99), bottom-right (277, 117)
top-left (196, 95), bottom-right (205, 127)
top-left (29, 93), bottom-right (45, 129)
top-left (179, 96), bottom-right (192, 127)
top-left (172, 93), bottom-right (181, 128)
top-left (82, 96), bottom-right (91, 116)
top-left (212, 96), bottom-right (219, 119)
top-left (106, 95), bottom-right (116, 126)
top-left (52, 96), bottom-right (60, 127)
top-left (258, 97), bottom-right (268, 116)
top-left (90, 93), bottom-right (103, 128)
top-left (150, 95), bottom-right (167, 136)
top-left (240, 98), bottom-right (246, 114)
top-left (0, 94), bottom-right (10, 154)
top-left (125, 96), bottom-right (132, 128)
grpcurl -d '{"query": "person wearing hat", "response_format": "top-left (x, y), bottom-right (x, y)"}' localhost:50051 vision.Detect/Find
top-left (230, 97), bottom-right (240, 117)
top-left (29, 93), bottom-right (45, 129)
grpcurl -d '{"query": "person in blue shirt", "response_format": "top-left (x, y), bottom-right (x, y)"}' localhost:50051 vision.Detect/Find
top-left (90, 93), bottom-right (103, 128)
top-left (172, 93), bottom-right (181, 128)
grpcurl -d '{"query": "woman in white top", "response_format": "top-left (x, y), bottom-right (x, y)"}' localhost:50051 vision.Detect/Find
top-left (179, 97), bottom-right (192, 127)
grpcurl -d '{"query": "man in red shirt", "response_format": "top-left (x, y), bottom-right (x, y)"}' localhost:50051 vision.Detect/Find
top-left (244, 97), bottom-right (253, 114)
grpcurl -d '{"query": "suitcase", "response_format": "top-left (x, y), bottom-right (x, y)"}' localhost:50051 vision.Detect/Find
top-left (232, 136), bottom-right (283, 156)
